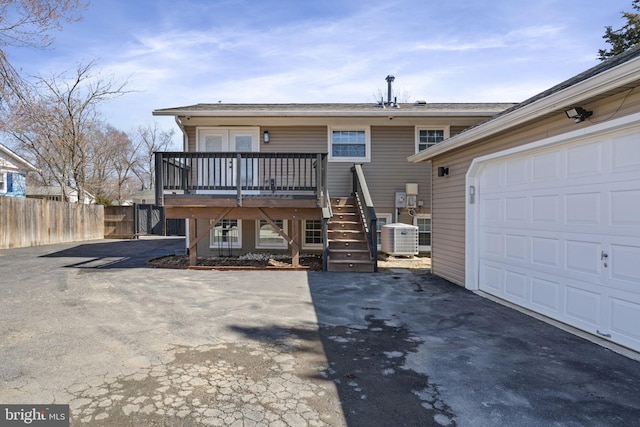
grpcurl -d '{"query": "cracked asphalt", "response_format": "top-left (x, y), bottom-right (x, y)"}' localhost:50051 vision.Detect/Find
top-left (1, 237), bottom-right (640, 427)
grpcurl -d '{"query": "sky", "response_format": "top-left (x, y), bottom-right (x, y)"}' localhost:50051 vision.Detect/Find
top-left (6, 0), bottom-right (634, 146)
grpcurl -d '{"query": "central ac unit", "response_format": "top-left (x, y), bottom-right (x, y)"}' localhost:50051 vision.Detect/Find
top-left (381, 223), bottom-right (419, 256)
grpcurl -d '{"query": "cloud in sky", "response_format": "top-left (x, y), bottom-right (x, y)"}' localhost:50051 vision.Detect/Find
top-left (5, 0), bottom-right (632, 140)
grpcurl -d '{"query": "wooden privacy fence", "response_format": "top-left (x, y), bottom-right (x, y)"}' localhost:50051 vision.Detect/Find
top-left (0, 197), bottom-right (104, 249)
top-left (104, 205), bottom-right (135, 239)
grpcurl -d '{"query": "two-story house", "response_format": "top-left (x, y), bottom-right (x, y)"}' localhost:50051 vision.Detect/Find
top-left (152, 99), bottom-right (514, 271)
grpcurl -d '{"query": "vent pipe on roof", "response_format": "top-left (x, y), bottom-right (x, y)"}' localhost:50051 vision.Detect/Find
top-left (386, 75), bottom-right (395, 105)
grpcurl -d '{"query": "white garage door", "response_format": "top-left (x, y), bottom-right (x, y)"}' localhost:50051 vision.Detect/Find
top-left (467, 118), bottom-right (640, 353)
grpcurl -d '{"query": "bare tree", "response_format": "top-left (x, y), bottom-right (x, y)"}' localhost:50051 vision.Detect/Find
top-left (132, 123), bottom-right (176, 190)
top-left (4, 62), bottom-right (129, 202)
top-left (0, 0), bottom-right (86, 108)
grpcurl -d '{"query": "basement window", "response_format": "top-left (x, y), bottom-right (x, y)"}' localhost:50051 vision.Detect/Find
top-left (256, 220), bottom-right (288, 249)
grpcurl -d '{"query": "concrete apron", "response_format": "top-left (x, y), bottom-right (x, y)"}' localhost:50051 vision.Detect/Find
top-left (1, 238), bottom-right (640, 426)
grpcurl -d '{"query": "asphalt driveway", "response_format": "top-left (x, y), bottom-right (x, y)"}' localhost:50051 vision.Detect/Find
top-left (1, 237), bottom-right (639, 426)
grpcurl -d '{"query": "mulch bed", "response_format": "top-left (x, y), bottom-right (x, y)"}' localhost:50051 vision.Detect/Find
top-left (148, 255), bottom-right (323, 271)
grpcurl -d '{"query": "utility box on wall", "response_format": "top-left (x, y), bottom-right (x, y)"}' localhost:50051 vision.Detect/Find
top-left (405, 183), bottom-right (418, 209)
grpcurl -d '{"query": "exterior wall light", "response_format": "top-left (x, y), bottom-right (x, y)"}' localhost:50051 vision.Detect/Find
top-left (437, 166), bottom-right (449, 177)
top-left (565, 107), bottom-right (593, 123)
top-left (263, 130), bottom-right (270, 143)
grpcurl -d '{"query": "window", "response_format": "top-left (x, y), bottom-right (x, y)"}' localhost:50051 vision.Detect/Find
top-left (256, 220), bottom-right (288, 249)
top-left (328, 126), bottom-right (370, 162)
top-left (0, 172), bottom-right (6, 193)
top-left (303, 220), bottom-right (323, 249)
top-left (416, 127), bottom-right (449, 153)
top-left (376, 213), bottom-right (393, 249)
top-left (209, 219), bottom-right (242, 249)
top-left (414, 215), bottom-right (431, 252)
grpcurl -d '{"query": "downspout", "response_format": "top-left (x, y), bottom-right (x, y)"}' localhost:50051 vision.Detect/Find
top-left (175, 116), bottom-right (188, 151)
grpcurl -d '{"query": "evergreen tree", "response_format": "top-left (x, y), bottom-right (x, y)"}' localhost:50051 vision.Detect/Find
top-left (599, 1), bottom-right (640, 60)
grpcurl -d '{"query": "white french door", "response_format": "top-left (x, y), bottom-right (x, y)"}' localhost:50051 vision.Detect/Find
top-left (196, 128), bottom-right (259, 193)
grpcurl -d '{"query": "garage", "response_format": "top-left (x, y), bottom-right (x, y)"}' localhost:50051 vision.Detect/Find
top-left (466, 113), bottom-right (640, 353)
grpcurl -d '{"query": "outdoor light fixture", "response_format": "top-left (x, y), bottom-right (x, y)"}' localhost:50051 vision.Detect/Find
top-left (263, 130), bottom-right (270, 143)
top-left (438, 166), bottom-right (449, 177)
top-left (565, 107), bottom-right (593, 123)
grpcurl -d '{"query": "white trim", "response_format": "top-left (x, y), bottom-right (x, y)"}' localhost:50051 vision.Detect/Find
top-left (413, 214), bottom-right (432, 252)
top-left (410, 55), bottom-right (640, 163)
top-left (415, 126), bottom-right (450, 154)
top-left (302, 219), bottom-right (323, 249)
top-left (328, 125), bottom-right (371, 162)
top-left (256, 219), bottom-right (288, 249)
top-left (376, 213), bottom-right (393, 249)
top-left (196, 127), bottom-right (260, 152)
top-left (209, 219), bottom-right (242, 249)
top-left (465, 111), bottom-right (640, 291)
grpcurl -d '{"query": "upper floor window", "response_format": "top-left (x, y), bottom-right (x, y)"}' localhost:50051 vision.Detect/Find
top-left (328, 126), bottom-right (370, 162)
top-left (0, 172), bottom-right (6, 193)
top-left (416, 127), bottom-right (449, 153)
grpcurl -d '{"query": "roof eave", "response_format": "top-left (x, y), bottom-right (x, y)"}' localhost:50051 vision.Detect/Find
top-left (408, 56), bottom-right (640, 163)
top-left (0, 144), bottom-right (38, 171)
top-left (152, 109), bottom-right (508, 118)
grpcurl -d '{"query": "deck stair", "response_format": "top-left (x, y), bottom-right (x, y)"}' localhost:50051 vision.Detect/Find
top-left (326, 197), bottom-right (375, 272)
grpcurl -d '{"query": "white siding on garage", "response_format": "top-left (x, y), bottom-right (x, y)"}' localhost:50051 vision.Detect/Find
top-left (467, 113), bottom-right (640, 352)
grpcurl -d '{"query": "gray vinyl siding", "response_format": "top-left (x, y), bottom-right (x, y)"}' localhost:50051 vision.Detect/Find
top-left (430, 89), bottom-right (640, 286)
top-left (362, 126), bottom-right (431, 215)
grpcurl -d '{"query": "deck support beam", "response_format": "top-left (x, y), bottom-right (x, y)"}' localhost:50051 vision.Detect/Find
top-left (188, 207), bottom-right (234, 266)
top-left (257, 208), bottom-right (301, 267)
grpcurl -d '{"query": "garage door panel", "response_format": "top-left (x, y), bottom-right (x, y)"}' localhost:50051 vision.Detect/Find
top-left (565, 240), bottom-right (602, 275)
top-left (479, 263), bottom-right (503, 293)
top-left (609, 243), bottom-right (640, 289)
top-left (531, 237), bottom-right (560, 267)
top-left (532, 150), bottom-right (562, 182)
top-left (505, 197), bottom-right (528, 221)
top-left (609, 297), bottom-right (640, 342)
top-left (610, 189), bottom-right (640, 226)
top-left (566, 192), bottom-right (601, 225)
top-left (481, 231), bottom-right (503, 256)
top-left (473, 123), bottom-right (640, 353)
top-left (505, 234), bottom-right (527, 260)
top-left (532, 195), bottom-right (560, 223)
top-left (504, 270), bottom-right (528, 302)
top-left (505, 157), bottom-right (528, 185)
top-left (565, 286), bottom-right (601, 327)
top-left (612, 133), bottom-right (640, 171)
top-left (531, 277), bottom-right (561, 312)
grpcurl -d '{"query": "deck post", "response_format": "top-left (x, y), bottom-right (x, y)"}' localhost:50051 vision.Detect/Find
top-left (236, 154), bottom-right (243, 207)
top-left (291, 220), bottom-right (300, 267)
top-left (188, 218), bottom-right (197, 266)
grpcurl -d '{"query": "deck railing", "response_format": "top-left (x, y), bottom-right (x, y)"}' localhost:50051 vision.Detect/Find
top-left (352, 164), bottom-right (378, 272)
top-left (155, 152), bottom-right (328, 208)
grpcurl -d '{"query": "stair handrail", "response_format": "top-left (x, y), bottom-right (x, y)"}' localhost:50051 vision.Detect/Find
top-left (351, 164), bottom-right (378, 272)
top-left (322, 189), bottom-right (332, 271)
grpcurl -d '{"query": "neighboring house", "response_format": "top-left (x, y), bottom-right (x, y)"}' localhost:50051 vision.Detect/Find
top-left (0, 143), bottom-right (37, 198)
top-left (153, 99), bottom-right (514, 271)
top-left (409, 47), bottom-right (640, 354)
top-left (27, 185), bottom-right (96, 204)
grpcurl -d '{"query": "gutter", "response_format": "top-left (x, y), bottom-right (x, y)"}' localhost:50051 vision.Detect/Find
top-left (408, 55), bottom-right (640, 163)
